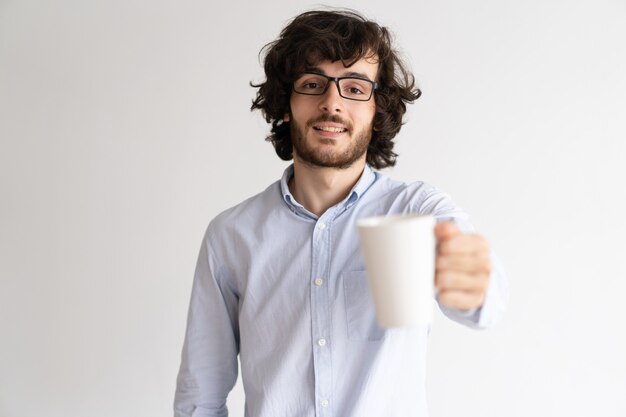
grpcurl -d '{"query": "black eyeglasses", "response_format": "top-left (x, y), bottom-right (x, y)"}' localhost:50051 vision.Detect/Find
top-left (293, 72), bottom-right (378, 101)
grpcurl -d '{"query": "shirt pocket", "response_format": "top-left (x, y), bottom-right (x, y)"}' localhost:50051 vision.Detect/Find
top-left (342, 270), bottom-right (385, 341)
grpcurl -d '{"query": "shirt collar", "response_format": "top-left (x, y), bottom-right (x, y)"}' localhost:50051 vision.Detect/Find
top-left (280, 163), bottom-right (377, 216)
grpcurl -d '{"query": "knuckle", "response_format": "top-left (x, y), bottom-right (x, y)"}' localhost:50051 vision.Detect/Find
top-left (472, 234), bottom-right (490, 252)
top-left (479, 259), bottom-right (492, 275)
top-left (439, 241), bottom-right (451, 254)
top-left (439, 291), bottom-right (455, 306)
top-left (436, 257), bottom-right (447, 270)
top-left (438, 272), bottom-right (451, 288)
top-left (434, 273), bottom-right (445, 289)
top-left (474, 292), bottom-right (486, 307)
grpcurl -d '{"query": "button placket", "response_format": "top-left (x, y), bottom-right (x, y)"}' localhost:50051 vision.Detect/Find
top-left (310, 215), bottom-right (333, 416)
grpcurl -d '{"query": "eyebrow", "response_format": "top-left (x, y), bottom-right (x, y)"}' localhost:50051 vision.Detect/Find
top-left (304, 67), bottom-right (373, 81)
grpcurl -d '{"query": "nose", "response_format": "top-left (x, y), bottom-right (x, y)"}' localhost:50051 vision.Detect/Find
top-left (318, 80), bottom-right (344, 113)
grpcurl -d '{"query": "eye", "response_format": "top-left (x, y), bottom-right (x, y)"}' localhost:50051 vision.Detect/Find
top-left (302, 82), bottom-right (321, 90)
top-left (295, 75), bottom-right (327, 93)
top-left (341, 79), bottom-right (370, 97)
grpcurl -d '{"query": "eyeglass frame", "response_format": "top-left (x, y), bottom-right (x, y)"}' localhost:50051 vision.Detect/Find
top-left (292, 72), bottom-right (379, 102)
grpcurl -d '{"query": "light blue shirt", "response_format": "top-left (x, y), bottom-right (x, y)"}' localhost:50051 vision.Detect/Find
top-left (174, 164), bottom-right (507, 417)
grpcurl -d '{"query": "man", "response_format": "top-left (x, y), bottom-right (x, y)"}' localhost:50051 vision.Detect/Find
top-left (174, 9), bottom-right (507, 417)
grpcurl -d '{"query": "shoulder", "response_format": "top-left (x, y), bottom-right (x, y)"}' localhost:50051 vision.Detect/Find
top-left (368, 171), bottom-right (445, 207)
top-left (369, 171), bottom-right (468, 221)
top-left (205, 180), bottom-right (282, 241)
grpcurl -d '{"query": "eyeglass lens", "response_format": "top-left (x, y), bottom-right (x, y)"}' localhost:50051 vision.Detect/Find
top-left (294, 74), bottom-right (374, 101)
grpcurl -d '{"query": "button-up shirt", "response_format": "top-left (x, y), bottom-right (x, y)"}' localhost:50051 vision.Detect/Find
top-left (174, 164), bottom-right (508, 417)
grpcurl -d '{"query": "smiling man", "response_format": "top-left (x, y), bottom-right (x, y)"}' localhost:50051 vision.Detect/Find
top-left (289, 63), bottom-right (376, 170)
top-left (174, 9), bottom-right (508, 417)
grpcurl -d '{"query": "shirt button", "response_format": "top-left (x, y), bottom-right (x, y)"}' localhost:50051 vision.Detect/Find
top-left (320, 399), bottom-right (329, 407)
top-left (318, 338), bottom-right (327, 347)
top-left (314, 278), bottom-right (324, 286)
top-left (317, 222), bottom-right (326, 230)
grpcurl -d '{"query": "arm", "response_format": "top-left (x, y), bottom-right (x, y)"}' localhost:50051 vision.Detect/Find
top-left (174, 229), bottom-right (240, 417)
top-left (416, 187), bottom-right (508, 329)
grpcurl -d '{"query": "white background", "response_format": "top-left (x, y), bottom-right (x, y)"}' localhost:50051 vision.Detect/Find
top-left (1, 0), bottom-right (625, 416)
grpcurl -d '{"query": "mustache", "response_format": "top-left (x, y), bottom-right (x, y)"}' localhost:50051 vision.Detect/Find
top-left (306, 114), bottom-right (352, 130)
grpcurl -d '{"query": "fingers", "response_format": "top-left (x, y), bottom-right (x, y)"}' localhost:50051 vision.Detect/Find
top-left (435, 265), bottom-right (490, 310)
top-left (434, 221), bottom-right (461, 241)
top-left (436, 253), bottom-right (492, 275)
top-left (435, 222), bottom-right (489, 256)
top-left (436, 270), bottom-right (490, 291)
top-left (433, 221), bottom-right (492, 310)
top-left (438, 234), bottom-right (490, 256)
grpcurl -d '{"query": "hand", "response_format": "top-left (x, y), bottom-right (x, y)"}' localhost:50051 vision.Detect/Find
top-left (434, 222), bottom-right (491, 311)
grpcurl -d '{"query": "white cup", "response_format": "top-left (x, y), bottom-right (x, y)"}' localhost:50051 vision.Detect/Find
top-left (357, 214), bottom-right (436, 327)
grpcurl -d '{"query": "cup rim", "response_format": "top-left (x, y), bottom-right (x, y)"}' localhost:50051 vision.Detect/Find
top-left (356, 213), bottom-right (435, 228)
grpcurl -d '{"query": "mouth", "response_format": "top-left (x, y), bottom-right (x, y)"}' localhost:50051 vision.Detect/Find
top-left (312, 125), bottom-right (348, 134)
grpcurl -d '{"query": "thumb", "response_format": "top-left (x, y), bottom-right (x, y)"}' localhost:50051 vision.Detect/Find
top-left (434, 221), bottom-right (461, 241)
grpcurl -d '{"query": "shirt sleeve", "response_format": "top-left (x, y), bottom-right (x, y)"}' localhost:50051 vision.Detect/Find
top-left (174, 227), bottom-right (240, 417)
top-left (417, 186), bottom-right (509, 329)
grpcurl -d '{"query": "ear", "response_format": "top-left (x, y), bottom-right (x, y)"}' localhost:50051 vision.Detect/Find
top-left (283, 113), bottom-right (290, 122)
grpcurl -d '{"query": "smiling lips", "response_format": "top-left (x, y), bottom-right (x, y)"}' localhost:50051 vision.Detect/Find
top-left (312, 123), bottom-right (348, 134)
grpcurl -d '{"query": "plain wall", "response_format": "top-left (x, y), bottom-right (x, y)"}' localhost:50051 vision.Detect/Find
top-left (1, 0), bottom-right (625, 416)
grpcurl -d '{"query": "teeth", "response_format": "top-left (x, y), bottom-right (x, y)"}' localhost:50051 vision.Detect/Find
top-left (315, 126), bottom-right (346, 133)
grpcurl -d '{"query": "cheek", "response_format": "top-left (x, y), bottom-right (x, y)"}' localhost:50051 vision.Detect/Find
top-left (356, 106), bottom-right (376, 127)
top-left (288, 97), bottom-right (309, 122)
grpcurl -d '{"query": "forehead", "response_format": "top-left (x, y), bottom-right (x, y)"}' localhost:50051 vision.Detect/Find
top-left (303, 56), bottom-right (379, 80)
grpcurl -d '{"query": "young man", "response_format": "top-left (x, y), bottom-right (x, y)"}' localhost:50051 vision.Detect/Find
top-left (174, 9), bottom-right (507, 417)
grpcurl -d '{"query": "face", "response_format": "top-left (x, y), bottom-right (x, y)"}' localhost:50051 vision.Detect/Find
top-left (287, 57), bottom-right (378, 169)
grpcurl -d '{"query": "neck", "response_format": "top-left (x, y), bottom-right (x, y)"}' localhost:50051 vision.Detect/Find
top-left (289, 157), bottom-right (366, 217)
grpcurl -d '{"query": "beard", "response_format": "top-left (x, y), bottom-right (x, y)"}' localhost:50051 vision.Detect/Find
top-left (289, 114), bottom-right (372, 169)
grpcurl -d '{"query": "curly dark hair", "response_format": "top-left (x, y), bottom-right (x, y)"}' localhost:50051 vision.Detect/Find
top-left (250, 9), bottom-right (421, 169)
